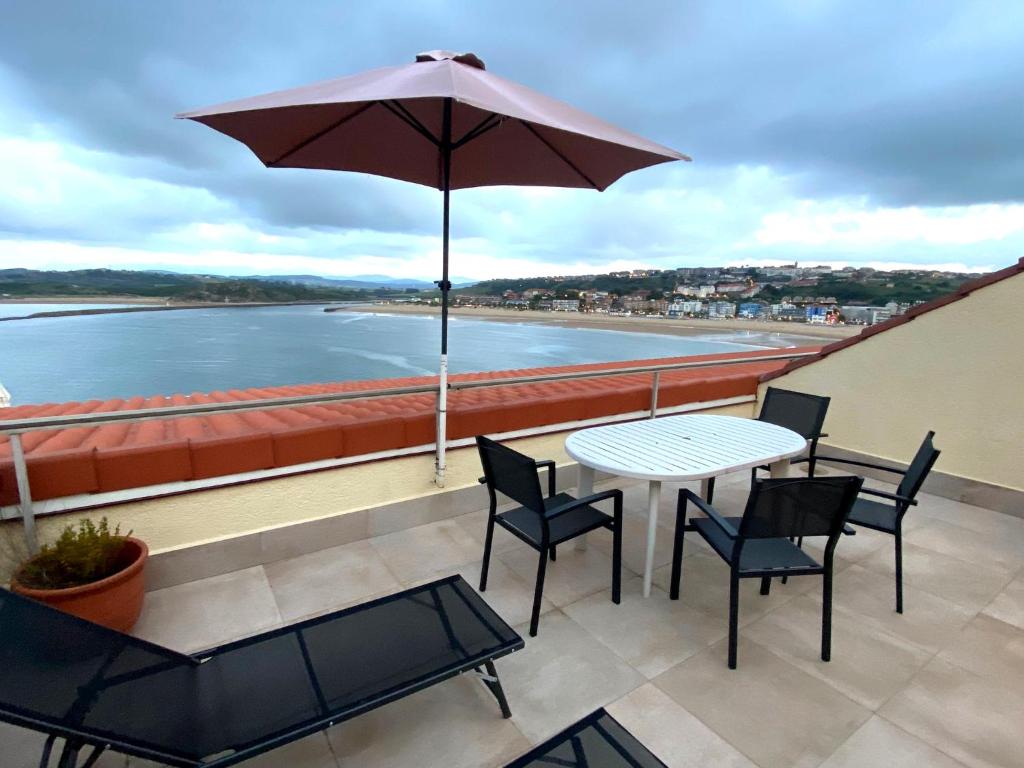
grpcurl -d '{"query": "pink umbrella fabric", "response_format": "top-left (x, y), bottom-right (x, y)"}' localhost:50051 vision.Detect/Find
top-left (178, 51), bottom-right (689, 484)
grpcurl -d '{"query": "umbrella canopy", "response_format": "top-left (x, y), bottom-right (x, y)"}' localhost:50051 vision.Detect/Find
top-left (178, 50), bottom-right (689, 485)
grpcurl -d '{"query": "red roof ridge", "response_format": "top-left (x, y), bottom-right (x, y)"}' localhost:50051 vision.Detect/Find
top-left (761, 257), bottom-right (1024, 382)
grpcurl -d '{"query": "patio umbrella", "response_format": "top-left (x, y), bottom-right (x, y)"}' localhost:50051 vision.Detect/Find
top-left (178, 50), bottom-right (689, 485)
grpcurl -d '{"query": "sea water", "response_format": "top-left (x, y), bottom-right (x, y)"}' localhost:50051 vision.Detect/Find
top-left (0, 305), bottom-right (811, 405)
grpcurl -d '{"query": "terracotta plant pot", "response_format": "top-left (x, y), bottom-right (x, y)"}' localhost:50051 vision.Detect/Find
top-left (11, 536), bottom-right (148, 632)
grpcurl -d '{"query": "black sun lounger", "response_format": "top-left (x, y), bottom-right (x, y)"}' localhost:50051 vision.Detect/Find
top-left (503, 708), bottom-right (667, 768)
top-left (0, 574), bottom-right (523, 768)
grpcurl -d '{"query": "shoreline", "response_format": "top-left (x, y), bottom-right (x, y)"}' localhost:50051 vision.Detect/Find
top-left (0, 299), bottom-right (352, 321)
top-left (340, 303), bottom-right (860, 341)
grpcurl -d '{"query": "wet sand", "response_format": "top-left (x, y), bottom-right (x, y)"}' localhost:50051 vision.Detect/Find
top-left (341, 303), bottom-right (859, 342)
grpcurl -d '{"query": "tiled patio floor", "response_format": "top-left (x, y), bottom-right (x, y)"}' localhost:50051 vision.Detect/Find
top-left (5, 469), bottom-right (1024, 768)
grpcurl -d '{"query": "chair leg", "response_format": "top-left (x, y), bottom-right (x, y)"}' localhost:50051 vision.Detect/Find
top-left (670, 509), bottom-right (685, 600)
top-left (549, 545), bottom-right (557, 562)
top-left (821, 570), bottom-right (833, 662)
top-left (529, 548), bottom-right (549, 637)
top-left (728, 570), bottom-right (740, 669)
top-left (895, 527), bottom-right (904, 614)
top-left (705, 477), bottom-right (715, 504)
top-left (612, 522), bottom-right (622, 605)
top-left (479, 513), bottom-right (496, 592)
top-left (760, 576), bottom-right (771, 595)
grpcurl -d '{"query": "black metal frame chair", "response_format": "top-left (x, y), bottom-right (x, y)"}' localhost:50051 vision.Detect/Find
top-left (704, 386), bottom-right (831, 504)
top-left (670, 476), bottom-right (863, 668)
top-left (477, 435), bottom-right (623, 637)
top-left (819, 431), bottom-right (940, 613)
top-left (0, 575), bottom-right (522, 768)
top-left (503, 707), bottom-right (668, 767)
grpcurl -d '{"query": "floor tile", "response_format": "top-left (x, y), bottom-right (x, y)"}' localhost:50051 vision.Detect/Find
top-left (500, 612), bottom-right (646, 743)
top-left (239, 732), bottom-right (339, 768)
top-left (498, 544), bottom-right (618, 608)
top-left (326, 674), bottom-right (529, 768)
top-left (824, 564), bottom-right (976, 654)
top-left (654, 637), bottom-right (870, 768)
top-left (915, 493), bottom-right (1024, 544)
top-left (606, 683), bottom-right (757, 768)
top-left (744, 594), bottom-right (934, 709)
top-left (938, 614), bottom-right (1024, 683)
top-left (982, 576), bottom-right (1024, 630)
top-left (881, 657), bottom-right (1024, 768)
top-left (564, 577), bottom-right (724, 678)
top-left (132, 566), bottom-right (281, 653)
top-left (371, 518), bottom-right (482, 584)
top-left (905, 519), bottom-right (1024, 572)
top-left (819, 716), bottom-right (967, 768)
top-left (651, 552), bottom-right (812, 627)
top-left (859, 541), bottom-right (1014, 611)
top-left (264, 539), bottom-right (402, 622)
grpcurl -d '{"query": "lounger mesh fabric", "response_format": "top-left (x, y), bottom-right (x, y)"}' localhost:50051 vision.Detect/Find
top-left (504, 708), bottom-right (667, 767)
top-left (0, 575), bottom-right (521, 767)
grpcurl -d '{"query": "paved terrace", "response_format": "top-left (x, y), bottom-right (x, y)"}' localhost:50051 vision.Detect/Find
top-left (4, 466), bottom-right (1022, 768)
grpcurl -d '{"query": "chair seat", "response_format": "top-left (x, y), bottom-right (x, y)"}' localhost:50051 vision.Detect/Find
top-left (846, 498), bottom-right (899, 533)
top-left (692, 517), bottom-right (822, 574)
top-left (497, 493), bottom-right (612, 547)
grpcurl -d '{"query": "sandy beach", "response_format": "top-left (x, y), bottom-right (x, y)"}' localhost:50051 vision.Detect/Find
top-left (340, 303), bottom-right (859, 342)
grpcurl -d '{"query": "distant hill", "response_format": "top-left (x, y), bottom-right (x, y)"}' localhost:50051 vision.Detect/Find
top-left (0, 268), bottom-right (423, 303)
top-left (244, 274), bottom-right (477, 289)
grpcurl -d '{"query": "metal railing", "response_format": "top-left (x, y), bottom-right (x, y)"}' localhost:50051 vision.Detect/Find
top-left (0, 350), bottom-right (816, 551)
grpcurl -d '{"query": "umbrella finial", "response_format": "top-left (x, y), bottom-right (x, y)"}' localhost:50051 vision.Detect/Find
top-left (415, 50), bottom-right (486, 70)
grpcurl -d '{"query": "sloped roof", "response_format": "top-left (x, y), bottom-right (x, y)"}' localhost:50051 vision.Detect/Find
top-left (761, 257), bottom-right (1024, 382)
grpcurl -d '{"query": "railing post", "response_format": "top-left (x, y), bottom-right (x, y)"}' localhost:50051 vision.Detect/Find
top-left (10, 433), bottom-right (38, 554)
top-left (650, 371), bottom-right (660, 419)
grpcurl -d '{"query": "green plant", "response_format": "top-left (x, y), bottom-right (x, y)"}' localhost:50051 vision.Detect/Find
top-left (15, 518), bottom-right (134, 590)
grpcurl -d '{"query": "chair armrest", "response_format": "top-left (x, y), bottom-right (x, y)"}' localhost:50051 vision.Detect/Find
top-left (535, 459), bottom-right (557, 498)
top-left (842, 524), bottom-right (857, 536)
top-left (679, 488), bottom-right (738, 538)
top-left (860, 487), bottom-right (918, 506)
top-left (545, 488), bottom-right (621, 520)
top-left (813, 456), bottom-right (907, 475)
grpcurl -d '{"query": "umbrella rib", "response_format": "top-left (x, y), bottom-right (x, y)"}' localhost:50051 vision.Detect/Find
top-left (267, 102), bottom-right (377, 167)
top-left (518, 120), bottom-right (600, 190)
top-left (452, 113), bottom-right (502, 150)
top-left (381, 100), bottom-right (441, 147)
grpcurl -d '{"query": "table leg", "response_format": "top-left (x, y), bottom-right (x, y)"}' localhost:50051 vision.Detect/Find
top-left (643, 480), bottom-right (661, 598)
top-left (575, 464), bottom-right (595, 552)
top-left (769, 459), bottom-right (789, 479)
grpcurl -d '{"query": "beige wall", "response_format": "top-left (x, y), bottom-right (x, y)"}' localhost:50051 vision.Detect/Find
top-left (759, 272), bottom-right (1023, 493)
top-left (1, 402), bottom-right (756, 577)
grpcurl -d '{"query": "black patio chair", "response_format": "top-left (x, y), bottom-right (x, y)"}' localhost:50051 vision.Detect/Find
top-left (670, 476), bottom-right (863, 669)
top-left (477, 435), bottom-right (623, 637)
top-left (0, 575), bottom-right (522, 768)
top-left (704, 386), bottom-right (830, 504)
top-left (503, 708), bottom-right (668, 767)
top-left (818, 431), bottom-right (940, 613)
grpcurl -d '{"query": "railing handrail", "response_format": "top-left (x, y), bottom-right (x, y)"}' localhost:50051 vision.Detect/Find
top-left (0, 351), bottom-right (815, 435)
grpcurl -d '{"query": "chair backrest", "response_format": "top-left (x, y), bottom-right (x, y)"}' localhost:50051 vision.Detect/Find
top-left (738, 476), bottom-right (864, 541)
top-left (0, 587), bottom-right (202, 765)
top-left (758, 387), bottom-right (831, 440)
top-left (476, 435), bottom-right (546, 513)
top-left (897, 430), bottom-right (940, 502)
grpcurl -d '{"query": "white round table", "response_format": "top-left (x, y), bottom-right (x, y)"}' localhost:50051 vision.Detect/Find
top-left (565, 414), bottom-right (808, 596)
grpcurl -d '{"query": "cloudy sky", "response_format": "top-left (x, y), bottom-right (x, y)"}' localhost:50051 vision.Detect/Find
top-left (1, 1), bottom-right (1021, 282)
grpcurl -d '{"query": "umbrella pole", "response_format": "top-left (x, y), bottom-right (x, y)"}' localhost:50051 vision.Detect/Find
top-left (435, 97), bottom-right (453, 487)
